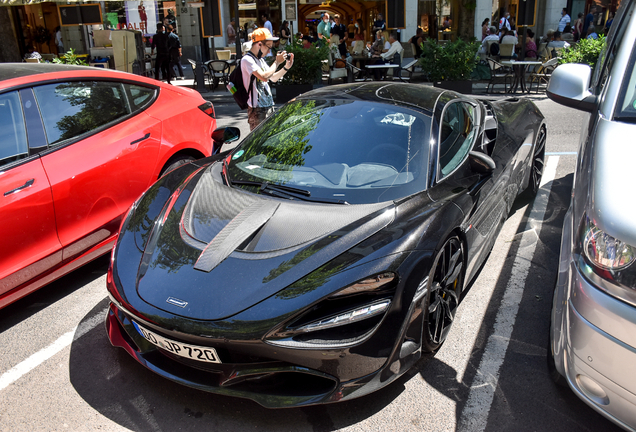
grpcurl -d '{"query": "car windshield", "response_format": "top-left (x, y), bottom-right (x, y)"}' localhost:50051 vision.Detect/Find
top-left (226, 99), bottom-right (431, 204)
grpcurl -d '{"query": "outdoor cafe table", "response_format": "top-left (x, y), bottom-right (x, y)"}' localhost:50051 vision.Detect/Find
top-left (500, 60), bottom-right (543, 93)
top-left (365, 63), bottom-right (400, 81)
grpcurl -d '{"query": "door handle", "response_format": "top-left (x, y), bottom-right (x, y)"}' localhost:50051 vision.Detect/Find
top-left (4, 179), bottom-right (35, 196)
top-left (130, 133), bottom-right (151, 145)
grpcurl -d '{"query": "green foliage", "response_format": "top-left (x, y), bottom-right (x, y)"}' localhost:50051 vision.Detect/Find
top-left (418, 38), bottom-right (480, 82)
top-left (559, 36), bottom-right (606, 68)
top-left (52, 48), bottom-right (88, 66)
top-left (280, 39), bottom-right (329, 85)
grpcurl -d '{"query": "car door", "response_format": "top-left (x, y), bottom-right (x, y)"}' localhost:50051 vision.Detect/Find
top-left (428, 100), bottom-right (508, 279)
top-left (0, 90), bottom-right (61, 298)
top-left (33, 80), bottom-right (162, 260)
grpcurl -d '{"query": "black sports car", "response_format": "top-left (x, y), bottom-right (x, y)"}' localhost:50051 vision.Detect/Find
top-left (106, 83), bottom-right (546, 408)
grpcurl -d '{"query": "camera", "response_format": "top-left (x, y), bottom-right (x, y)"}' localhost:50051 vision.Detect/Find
top-left (285, 53), bottom-right (291, 60)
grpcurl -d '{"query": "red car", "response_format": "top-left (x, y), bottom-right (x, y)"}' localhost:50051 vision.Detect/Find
top-left (0, 64), bottom-right (217, 308)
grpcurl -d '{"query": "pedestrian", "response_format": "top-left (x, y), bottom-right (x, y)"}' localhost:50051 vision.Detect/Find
top-left (227, 18), bottom-right (236, 46)
top-left (261, 14), bottom-right (273, 35)
top-left (164, 8), bottom-right (176, 32)
top-left (582, 5), bottom-right (596, 37)
top-left (317, 13), bottom-right (331, 47)
top-left (55, 26), bottom-right (64, 55)
top-left (410, 27), bottom-right (424, 58)
top-left (499, 11), bottom-right (511, 33)
top-left (573, 12), bottom-right (584, 41)
top-left (167, 25), bottom-right (184, 80)
top-left (331, 14), bottom-right (348, 56)
top-left (481, 18), bottom-right (490, 40)
top-left (151, 23), bottom-right (171, 84)
top-left (372, 13), bottom-right (385, 33)
top-left (280, 20), bottom-right (291, 45)
top-left (241, 28), bottom-right (294, 131)
top-left (558, 8), bottom-right (571, 32)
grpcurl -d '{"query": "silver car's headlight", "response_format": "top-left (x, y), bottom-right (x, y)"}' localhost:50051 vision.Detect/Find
top-left (576, 214), bottom-right (636, 306)
top-left (583, 219), bottom-right (636, 270)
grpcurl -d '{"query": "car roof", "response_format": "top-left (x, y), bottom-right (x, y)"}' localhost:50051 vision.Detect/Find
top-left (0, 63), bottom-right (161, 90)
top-left (298, 82), bottom-right (456, 116)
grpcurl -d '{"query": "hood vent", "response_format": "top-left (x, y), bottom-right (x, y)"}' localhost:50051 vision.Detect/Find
top-left (194, 200), bottom-right (280, 272)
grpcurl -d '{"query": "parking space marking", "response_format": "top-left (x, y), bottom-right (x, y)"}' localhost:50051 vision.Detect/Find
top-left (457, 156), bottom-right (560, 432)
top-left (0, 308), bottom-right (107, 391)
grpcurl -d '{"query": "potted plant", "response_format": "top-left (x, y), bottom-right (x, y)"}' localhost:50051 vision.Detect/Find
top-left (558, 36), bottom-right (606, 68)
top-left (419, 38), bottom-right (480, 94)
top-left (275, 39), bottom-right (329, 103)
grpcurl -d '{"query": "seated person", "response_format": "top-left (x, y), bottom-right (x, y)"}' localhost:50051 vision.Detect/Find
top-left (587, 25), bottom-right (599, 40)
top-left (372, 31), bottom-right (403, 80)
top-left (548, 31), bottom-right (570, 48)
top-left (479, 26), bottom-right (499, 55)
top-left (370, 31), bottom-right (385, 57)
top-left (500, 28), bottom-right (518, 45)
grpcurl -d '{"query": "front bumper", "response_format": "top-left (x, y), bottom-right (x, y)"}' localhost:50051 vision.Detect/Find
top-left (105, 300), bottom-right (419, 408)
top-left (553, 246), bottom-right (636, 430)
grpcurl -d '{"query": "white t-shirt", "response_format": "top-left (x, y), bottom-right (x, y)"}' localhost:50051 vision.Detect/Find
top-left (384, 41), bottom-right (391, 51)
top-left (241, 54), bottom-right (274, 109)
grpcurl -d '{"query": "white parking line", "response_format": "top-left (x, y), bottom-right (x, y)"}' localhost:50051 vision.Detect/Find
top-left (458, 156), bottom-right (560, 432)
top-left (0, 307), bottom-right (107, 391)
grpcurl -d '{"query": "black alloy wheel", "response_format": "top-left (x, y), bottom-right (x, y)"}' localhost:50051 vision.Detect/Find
top-left (527, 126), bottom-right (546, 197)
top-left (422, 236), bottom-right (465, 352)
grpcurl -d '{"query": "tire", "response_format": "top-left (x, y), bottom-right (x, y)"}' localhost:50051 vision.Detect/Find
top-left (421, 235), bottom-right (465, 352)
top-left (547, 340), bottom-right (568, 387)
top-left (160, 155), bottom-right (195, 178)
top-left (525, 126), bottom-right (546, 197)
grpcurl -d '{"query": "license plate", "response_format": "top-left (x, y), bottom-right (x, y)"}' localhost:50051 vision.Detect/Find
top-left (133, 321), bottom-right (221, 364)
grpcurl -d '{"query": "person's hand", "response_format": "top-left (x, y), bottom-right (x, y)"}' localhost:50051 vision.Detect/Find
top-left (276, 50), bottom-right (286, 65)
top-left (285, 53), bottom-right (294, 69)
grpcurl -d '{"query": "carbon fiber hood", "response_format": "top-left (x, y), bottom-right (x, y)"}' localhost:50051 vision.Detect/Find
top-left (136, 163), bottom-right (395, 320)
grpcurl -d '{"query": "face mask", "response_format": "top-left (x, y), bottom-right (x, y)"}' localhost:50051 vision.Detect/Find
top-left (355, 23), bottom-right (358, 28)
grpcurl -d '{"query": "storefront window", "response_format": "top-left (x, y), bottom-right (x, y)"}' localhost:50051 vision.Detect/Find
top-left (229, 0), bottom-right (282, 38)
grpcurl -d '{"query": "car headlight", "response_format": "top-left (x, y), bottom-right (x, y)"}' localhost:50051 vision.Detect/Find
top-left (583, 219), bottom-right (636, 270)
top-left (576, 214), bottom-right (636, 306)
top-left (265, 272), bottom-right (397, 348)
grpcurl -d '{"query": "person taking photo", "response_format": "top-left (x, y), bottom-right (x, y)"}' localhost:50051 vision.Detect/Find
top-left (241, 28), bottom-right (294, 130)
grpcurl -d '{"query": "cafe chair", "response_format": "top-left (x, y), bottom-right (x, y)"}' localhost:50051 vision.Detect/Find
top-left (499, 43), bottom-right (515, 61)
top-left (527, 57), bottom-right (558, 93)
top-left (216, 50), bottom-right (231, 60)
top-left (206, 60), bottom-right (230, 91)
top-left (396, 59), bottom-right (418, 82)
top-left (486, 58), bottom-right (514, 93)
top-left (352, 40), bottom-right (365, 56)
top-left (188, 58), bottom-right (211, 88)
top-left (327, 50), bottom-right (348, 84)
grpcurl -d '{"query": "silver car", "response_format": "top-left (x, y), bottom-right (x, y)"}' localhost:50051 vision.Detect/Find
top-left (547, 1), bottom-right (636, 430)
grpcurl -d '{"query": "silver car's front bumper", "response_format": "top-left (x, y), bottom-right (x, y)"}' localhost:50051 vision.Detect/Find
top-left (552, 209), bottom-right (636, 431)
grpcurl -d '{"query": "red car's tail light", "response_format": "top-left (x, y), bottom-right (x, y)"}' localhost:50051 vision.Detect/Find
top-left (198, 102), bottom-right (215, 119)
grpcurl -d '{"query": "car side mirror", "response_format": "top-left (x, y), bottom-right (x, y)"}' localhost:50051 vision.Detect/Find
top-left (469, 151), bottom-right (496, 174)
top-left (547, 63), bottom-right (598, 113)
top-left (211, 127), bottom-right (241, 154)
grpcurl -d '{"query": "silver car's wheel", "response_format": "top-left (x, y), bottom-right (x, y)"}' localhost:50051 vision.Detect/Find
top-left (422, 236), bottom-right (465, 352)
top-left (527, 127), bottom-right (546, 196)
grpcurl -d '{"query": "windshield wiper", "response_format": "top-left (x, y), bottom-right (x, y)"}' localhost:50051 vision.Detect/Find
top-left (229, 179), bottom-right (311, 196)
top-left (229, 179), bottom-right (349, 205)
